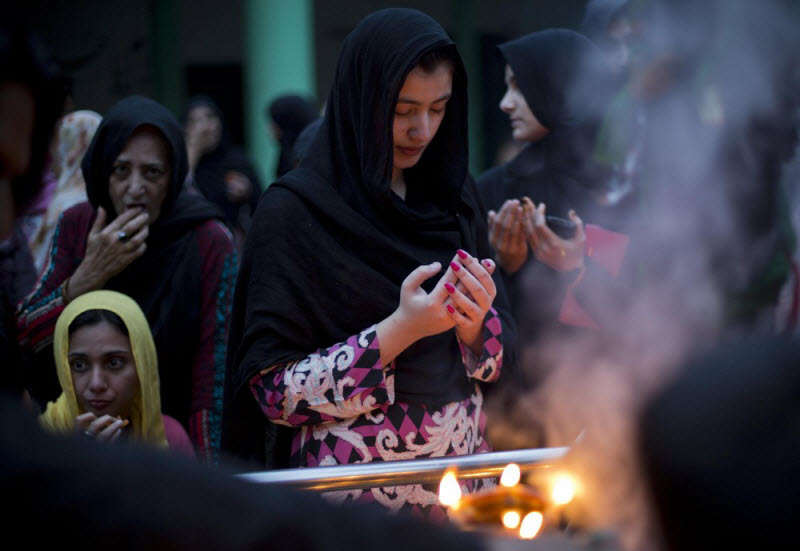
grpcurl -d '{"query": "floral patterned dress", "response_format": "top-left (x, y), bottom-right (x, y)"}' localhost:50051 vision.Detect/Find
top-left (249, 308), bottom-right (505, 520)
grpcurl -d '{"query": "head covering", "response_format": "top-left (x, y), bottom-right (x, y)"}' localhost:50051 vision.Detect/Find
top-left (79, 95), bottom-right (221, 426)
top-left (580, 0), bottom-right (629, 49)
top-left (183, 95), bottom-right (261, 232)
top-left (27, 110), bottom-right (101, 271)
top-left (222, 8), bottom-right (514, 466)
top-left (40, 290), bottom-right (167, 447)
top-left (496, 29), bottom-right (616, 221)
top-left (267, 94), bottom-right (318, 177)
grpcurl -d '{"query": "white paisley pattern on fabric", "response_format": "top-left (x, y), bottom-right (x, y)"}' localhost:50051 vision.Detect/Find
top-left (249, 313), bottom-right (503, 518)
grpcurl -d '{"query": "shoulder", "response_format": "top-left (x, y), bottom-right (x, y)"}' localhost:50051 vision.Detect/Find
top-left (60, 201), bottom-right (95, 228)
top-left (476, 164), bottom-right (505, 189)
top-left (193, 219), bottom-right (235, 252)
top-left (162, 415), bottom-right (196, 458)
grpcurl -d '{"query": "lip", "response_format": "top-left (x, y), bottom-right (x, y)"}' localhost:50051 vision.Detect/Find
top-left (397, 145), bottom-right (425, 157)
top-left (87, 400), bottom-right (112, 411)
top-left (125, 204), bottom-right (146, 212)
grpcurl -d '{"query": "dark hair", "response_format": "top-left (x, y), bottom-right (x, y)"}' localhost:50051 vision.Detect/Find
top-left (68, 309), bottom-right (129, 338)
top-left (415, 44), bottom-right (458, 74)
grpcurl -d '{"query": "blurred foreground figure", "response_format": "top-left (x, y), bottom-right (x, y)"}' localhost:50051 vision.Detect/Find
top-left (0, 23), bottom-right (65, 398)
top-left (639, 335), bottom-right (800, 550)
top-left (1, 393), bottom-right (487, 551)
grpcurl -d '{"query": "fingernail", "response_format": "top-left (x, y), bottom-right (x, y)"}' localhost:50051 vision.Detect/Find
top-left (457, 249), bottom-right (468, 259)
top-left (446, 304), bottom-right (455, 314)
top-left (482, 259), bottom-right (493, 268)
top-left (445, 282), bottom-right (455, 293)
top-left (450, 261), bottom-right (461, 271)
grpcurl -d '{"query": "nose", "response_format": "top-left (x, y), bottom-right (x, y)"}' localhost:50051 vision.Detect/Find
top-left (127, 171), bottom-right (146, 198)
top-left (499, 89), bottom-right (514, 113)
top-left (88, 367), bottom-right (108, 394)
top-left (409, 113), bottom-right (432, 143)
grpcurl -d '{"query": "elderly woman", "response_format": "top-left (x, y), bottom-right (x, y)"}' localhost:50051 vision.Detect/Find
top-left (40, 290), bottom-right (194, 456)
top-left (17, 96), bottom-right (237, 464)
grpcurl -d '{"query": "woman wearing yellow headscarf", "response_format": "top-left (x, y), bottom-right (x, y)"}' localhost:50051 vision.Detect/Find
top-left (40, 290), bottom-right (194, 456)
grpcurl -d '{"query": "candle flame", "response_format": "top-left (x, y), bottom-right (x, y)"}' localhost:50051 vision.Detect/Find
top-left (519, 511), bottom-right (544, 539)
top-left (551, 474), bottom-right (576, 506)
top-left (500, 463), bottom-right (521, 487)
top-left (438, 470), bottom-right (462, 507)
top-left (502, 510), bottom-right (521, 529)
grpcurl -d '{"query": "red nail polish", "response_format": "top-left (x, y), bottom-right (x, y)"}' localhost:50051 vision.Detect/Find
top-left (482, 259), bottom-right (492, 267)
top-left (446, 304), bottom-right (455, 313)
top-left (445, 282), bottom-right (455, 293)
top-left (457, 249), bottom-right (468, 259)
top-left (450, 261), bottom-right (460, 271)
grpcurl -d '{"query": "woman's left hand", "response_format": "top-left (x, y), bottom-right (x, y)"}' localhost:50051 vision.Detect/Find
top-left (443, 250), bottom-right (497, 355)
top-left (522, 198), bottom-right (586, 272)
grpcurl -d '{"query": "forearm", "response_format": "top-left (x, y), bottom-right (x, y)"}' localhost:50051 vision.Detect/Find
top-left (250, 325), bottom-right (394, 427)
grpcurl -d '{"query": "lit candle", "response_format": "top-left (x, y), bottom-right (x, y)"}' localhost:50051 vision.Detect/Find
top-left (502, 510), bottom-right (521, 529)
top-left (438, 470), bottom-right (462, 508)
top-left (519, 511), bottom-right (544, 539)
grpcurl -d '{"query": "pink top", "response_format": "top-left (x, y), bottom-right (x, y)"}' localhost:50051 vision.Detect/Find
top-left (163, 415), bottom-right (196, 458)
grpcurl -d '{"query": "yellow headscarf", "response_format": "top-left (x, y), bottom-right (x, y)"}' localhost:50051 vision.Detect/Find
top-left (39, 290), bottom-right (168, 448)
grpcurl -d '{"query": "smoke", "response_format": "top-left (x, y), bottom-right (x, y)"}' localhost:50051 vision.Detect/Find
top-left (487, 1), bottom-right (800, 549)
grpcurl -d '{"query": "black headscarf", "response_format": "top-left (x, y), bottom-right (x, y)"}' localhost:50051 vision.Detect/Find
top-left (184, 95), bottom-right (261, 232)
top-left (267, 94), bottom-right (318, 177)
top-left (81, 95), bottom-right (221, 426)
top-left (222, 8), bottom-right (515, 466)
top-left (579, 0), bottom-right (629, 50)
top-left (496, 29), bottom-right (617, 223)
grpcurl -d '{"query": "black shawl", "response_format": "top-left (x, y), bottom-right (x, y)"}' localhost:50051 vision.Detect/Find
top-left (81, 95), bottom-right (221, 426)
top-left (222, 8), bottom-right (515, 467)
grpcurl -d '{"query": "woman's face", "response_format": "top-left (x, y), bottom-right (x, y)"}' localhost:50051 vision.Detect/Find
top-left (69, 320), bottom-right (140, 419)
top-left (185, 105), bottom-right (222, 153)
top-left (392, 64), bottom-right (453, 173)
top-left (108, 126), bottom-right (171, 223)
top-left (499, 65), bottom-right (550, 142)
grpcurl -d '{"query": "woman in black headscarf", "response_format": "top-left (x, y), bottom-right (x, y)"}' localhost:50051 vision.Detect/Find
top-left (184, 95), bottom-right (261, 250)
top-left (476, 29), bottom-right (620, 369)
top-left (266, 94), bottom-right (319, 178)
top-left (222, 8), bottom-right (515, 517)
top-left (17, 96), bottom-right (238, 465)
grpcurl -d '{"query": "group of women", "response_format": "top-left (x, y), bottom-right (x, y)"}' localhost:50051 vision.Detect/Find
top-left (13, 5), bottom-right (614, 496)
top-left (17, 1), bottom-right (788, 523)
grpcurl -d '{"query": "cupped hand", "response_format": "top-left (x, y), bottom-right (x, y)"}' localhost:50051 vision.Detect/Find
top-left (522, 198), bottom-right (586, 272)
top-left (442, 250), bottom-right (497, 354)
top-left (75, 412), bottom-right (128, 443)
top-left (488, 199), bottom-right (528, 274)
top-left (66, 207), bottom-right (149, 300)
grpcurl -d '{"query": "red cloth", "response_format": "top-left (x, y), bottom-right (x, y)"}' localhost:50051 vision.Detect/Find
top-left (559, 224), bottom-right (630, 329)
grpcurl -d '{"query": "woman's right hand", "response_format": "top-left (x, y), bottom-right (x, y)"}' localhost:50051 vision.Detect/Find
top-left (75, 412), bottom-right (128, 443)
top-left (488, 199), bottom-right (528, 274)
top-left (376, 262), bottom-right (456, 365)
top-left (65, 207), bottom-right (149, 301)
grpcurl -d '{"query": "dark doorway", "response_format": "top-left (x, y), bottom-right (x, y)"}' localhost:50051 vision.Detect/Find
top-left (185, 63), bottom-right (245, 146)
